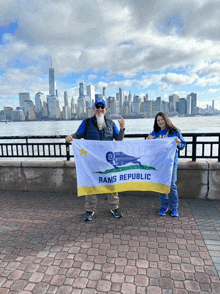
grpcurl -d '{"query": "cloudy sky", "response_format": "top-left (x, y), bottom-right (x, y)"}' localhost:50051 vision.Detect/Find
top-left (1, 0), bottom-right (220, 110)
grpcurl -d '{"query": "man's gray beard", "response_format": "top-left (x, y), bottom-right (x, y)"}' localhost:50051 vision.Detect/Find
top-left (96, 113), bottom-right (106, 127)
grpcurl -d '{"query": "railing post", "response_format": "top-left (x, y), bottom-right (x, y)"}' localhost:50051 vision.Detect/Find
top-left (218, 135), bottom-right (220, 162)
top-left (66, 142), bottom-right (70, 161)
top-left (1, 133), bottom-right (220, 162)
top-left (26, 137), bottom-right (29, 157)
top-left (192, 134), bottom-right (197, 162)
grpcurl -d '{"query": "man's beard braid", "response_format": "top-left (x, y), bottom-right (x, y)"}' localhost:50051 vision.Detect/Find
top-left (96, 113), bottom-right (106, 128)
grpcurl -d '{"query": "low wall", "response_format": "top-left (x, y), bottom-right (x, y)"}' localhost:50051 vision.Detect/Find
top-left (0, 159), bottom-right (219, 200)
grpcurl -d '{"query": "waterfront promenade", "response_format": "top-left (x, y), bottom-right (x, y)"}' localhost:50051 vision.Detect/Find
top-left (0, 191), bottom-right (220, 293)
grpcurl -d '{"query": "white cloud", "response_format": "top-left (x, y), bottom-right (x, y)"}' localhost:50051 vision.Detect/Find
top-left (208, 88), bottom-right (219, 93)
top-left (160, 73), bottom-right (196, 86)
top-left (96, 80), bottom-right (135, 91)
top-left (2, 0), bottom-right (219, 77)
top-left (1, 0), bottom-right (220, 108)
top-left (0, 0), bottom-right (20, 26)
top-left (196, 76), bottom-right (220, 87)
top-left (139, 73), bottom-right (197, 93)
top-left (67, 87), bottom-right (78, 99)
top-left (88, 75), bottom-right (98, 80)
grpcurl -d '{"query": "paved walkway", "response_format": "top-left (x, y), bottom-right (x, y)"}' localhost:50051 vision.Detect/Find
top-left (0, 191), bottom-right (220, 294)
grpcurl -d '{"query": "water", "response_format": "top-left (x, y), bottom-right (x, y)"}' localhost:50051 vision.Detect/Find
top-left (0, 115), bottom-right (219, 159)
top-left (1, 115), bottom-right (219, 137)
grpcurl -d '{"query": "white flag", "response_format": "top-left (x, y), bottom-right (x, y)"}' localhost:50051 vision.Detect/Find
top-left (72, 138), bottom-right (177, 196)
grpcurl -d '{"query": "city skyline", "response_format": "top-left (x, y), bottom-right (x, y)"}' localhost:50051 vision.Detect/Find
top-left (0, 64), bottom-right (218, 115)
top-left (1, 1), bottom-right (220, 110)
top-left (1, 66), bottom-right (218, 122)
top-left (0, 61), bottom-right (219, 122)
top-left (2, 62), bottom-right (217, 112)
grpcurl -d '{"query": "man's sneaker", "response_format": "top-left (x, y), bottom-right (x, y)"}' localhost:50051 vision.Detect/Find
top-left (111, 208), bottom-right (123, 218)
top-left (171, 208), bottom-right (179, 217)
top-left (83, 211), bottom-right (94, 221)
top-left (158, 207), bottom-right (168, 216)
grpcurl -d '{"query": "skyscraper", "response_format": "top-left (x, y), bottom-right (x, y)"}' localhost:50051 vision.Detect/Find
top-left (190, 93), bottom-right (197, 115)
top-left (162, 101), bottom-right (169, 113)
top-left (64, 91), bottom-right (68, 107)
top-left (23, 100), bottom-right (36, 120)
top-left (110, 97), bottom-right (117, 114)
top-left (47, 96), bottom-right (61, 119)
top-left (132, 95), bottom-right (141, 114)
top-left (11, 109), bottom-right (25, 121)
top-left (169, 94), bottom-right (179, 112)
top-left (35, 92), bottom-right (46, 113)
top-left (63, 91), bottom-right (70, 120)
top-left (156, 97), bottom-right (162, 112)
top-left (144, 94), bottom-right (149, 102)
top-left (119, 88), bottom-right (124, 114)
top-left (86, 85), bottom-right (95, 108)
top-left (79, 82), bottom-right (87, 97)
top-left (177, 98), bottom-right (187, 115)
top-left (48, 63), bottom-right (60, 119)
top-left (19, 93), bottom-right (30, 110)
top-left (71, 98), bottom-right (75, 115)
top-left (63, 106), bottom-right (71, 120)
top-left (35, 92), bottom-right (46, 119)
top-left (144, 100), bottom-right (152, 116)
top-left (4, 107), bottom-right (13, 120)
top-left (103, 87), bottom-right (107, 98)
top-left (186, 94), bottom-right (191, 115)
top-left (123, 100), bottom-right (131, 115)
top-left (49, 67), bottom-right (55, 97)
top-left (77, 96), bottom-right (85, 118)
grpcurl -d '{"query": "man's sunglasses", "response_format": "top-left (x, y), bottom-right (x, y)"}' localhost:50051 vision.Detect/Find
top-left (96, 105), bottom-right (105, 109)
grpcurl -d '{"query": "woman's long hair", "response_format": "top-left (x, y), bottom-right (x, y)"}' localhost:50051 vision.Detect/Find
top-left (153, 112), bottom-right (179, 135)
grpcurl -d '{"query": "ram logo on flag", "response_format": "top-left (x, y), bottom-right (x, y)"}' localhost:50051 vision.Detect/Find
top-left (72, 138), bottom-right (177, 196)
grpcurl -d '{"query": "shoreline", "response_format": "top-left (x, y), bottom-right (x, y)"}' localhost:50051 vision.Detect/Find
top-left (1, 113), bottom-right (220, 123)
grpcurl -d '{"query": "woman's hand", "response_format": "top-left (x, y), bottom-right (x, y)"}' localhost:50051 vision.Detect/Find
top-left (66, 135), bottom-right (74, 143)
top-left (147, 132), bottom-right (155, 139)
top-left (176, 137), bottom-right (181, 147)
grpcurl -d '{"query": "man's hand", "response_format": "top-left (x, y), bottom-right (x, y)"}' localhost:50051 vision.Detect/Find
top-left (118, 116), bottom-right (125, 130)
top-left (66, 135), bottom-right (74, 143)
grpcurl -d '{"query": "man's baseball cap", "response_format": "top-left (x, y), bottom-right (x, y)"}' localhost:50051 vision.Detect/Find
top-left (94, 98), bottom-right (106, 106)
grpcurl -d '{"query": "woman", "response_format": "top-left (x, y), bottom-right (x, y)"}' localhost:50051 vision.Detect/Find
top-left (148, 112), bottom-right (186, 217)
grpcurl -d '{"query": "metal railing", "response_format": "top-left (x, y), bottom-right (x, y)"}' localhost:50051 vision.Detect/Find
top-left (0, 133), bottom-right (219, 162)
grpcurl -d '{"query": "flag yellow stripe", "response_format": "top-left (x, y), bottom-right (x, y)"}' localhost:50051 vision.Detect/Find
top-left (78, 182), bottom-right (170, 196)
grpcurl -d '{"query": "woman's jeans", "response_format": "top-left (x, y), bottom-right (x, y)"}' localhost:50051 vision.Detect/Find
top-left (160, 164), bottom-right (178, 210)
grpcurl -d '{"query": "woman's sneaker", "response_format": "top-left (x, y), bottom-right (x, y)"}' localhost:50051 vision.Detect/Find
top-left (158, 207), bottom-right (168, 216)
top-left (83, 211), bottom-right (94, 221)
top-left (111, 208), bottom-right (123, 218)
top-left (171, 209), bottom-right (179, 217)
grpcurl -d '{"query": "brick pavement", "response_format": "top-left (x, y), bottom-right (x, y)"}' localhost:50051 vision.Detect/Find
top-left (0, 191), bottom-right (220, 294)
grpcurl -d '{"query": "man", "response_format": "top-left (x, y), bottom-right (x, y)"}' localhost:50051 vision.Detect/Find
top-left (66, 98), bottom-right (125, 221)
